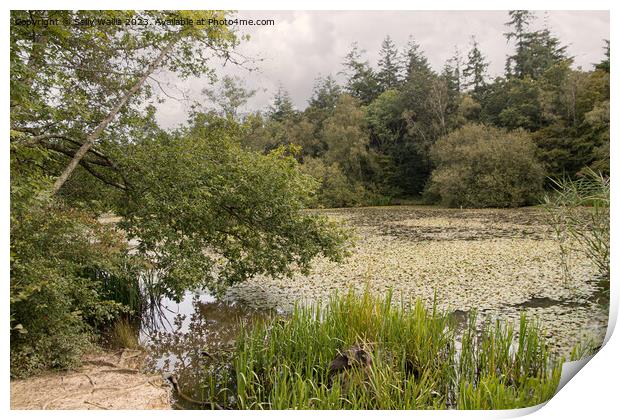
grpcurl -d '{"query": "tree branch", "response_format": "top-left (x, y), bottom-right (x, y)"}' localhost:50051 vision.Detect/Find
top-left (17, 132), bottom-right (131, 191)
top-left (78, 160), bottom-right (128, 191)
top-left (50, 32), bottom-right (183, 195)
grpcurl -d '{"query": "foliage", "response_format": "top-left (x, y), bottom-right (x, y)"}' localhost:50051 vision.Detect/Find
top-left (322, 95), bottom-right (375, 183)
top-left (9, 9), bottom-right (609, 381)
top-left (428, 124), bottom-right (544, 208)
top-left (10, 10), bottom-right (240, 195)
top-left (269, 86), bottom-right (298, 122)
top-left (301, 158), bottom-right (368, 208)
top-left (463, 37), bottom-right (489, 93)
top-left (10, 10), bottom-right (350, 377)
top-left (240, 13), bottom-right (607, 205)
top-left (202, 290), bottom-right (562, 409)
top-left (504, 10), bottom-right (569, 80)
top-left (113, 115), bottom-right (350, 300)
top-left (10, 144), bottom-right (138, 377)
top-left (377, 36), bottom-right (402, 91)
top-left (201, 75), bottom-right (257, 119)
top-left (341, 43), bottom-right (382, 105)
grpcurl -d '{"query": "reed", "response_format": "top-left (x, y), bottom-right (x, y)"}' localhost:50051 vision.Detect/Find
top-left (543, 167), bottom-right (610, 282)
top-left (202, 290), bottom-right (564, 409)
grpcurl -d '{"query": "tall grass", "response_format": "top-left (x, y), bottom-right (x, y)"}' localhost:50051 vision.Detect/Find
top-left (94, 261), bottom-right (143, 316)
top-left (543, 167), bottom-right (610, 281)
top-left (457, 314), bottom-right (560, 409)
top-left (202, 290), bottom-right (563, 409)
top-left (108, 317), bottom-right (141, 349)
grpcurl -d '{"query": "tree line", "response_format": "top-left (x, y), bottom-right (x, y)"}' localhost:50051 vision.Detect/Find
top-left (222, 10), bottom-right (609, 207)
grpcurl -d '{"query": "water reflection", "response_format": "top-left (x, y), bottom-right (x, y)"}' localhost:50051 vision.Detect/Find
top-left (140, 290), bottom-right (271, 408)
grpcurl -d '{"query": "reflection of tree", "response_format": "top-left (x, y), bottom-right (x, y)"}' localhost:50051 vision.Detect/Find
top-left (142, 294), bottom-right (270, 405)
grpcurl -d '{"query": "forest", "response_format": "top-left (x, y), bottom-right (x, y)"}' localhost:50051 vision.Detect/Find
top-left (9, 9), bottom-right (610, 410)
top-left (237, 11), bottom-right (609, 208)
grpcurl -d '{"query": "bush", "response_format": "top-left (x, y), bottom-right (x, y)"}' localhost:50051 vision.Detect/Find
top-left (301, 158), bottom-right (369, 208)
top-left (10, 144), bottom-right (139, 377)
top-left (10, 201), bottom-right (138, 377)
top-left (428, 124), bottom-right (544, 208)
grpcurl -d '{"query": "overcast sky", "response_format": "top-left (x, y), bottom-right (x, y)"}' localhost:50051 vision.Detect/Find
top-left (153, 10), bottom-right (610, 128)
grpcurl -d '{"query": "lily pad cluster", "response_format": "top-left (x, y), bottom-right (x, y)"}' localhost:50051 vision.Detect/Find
top-left (226, 206), bottom-right (607, 358)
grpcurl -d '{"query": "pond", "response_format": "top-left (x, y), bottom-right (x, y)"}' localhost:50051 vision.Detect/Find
top-left (138, 206), bottom-right (609, 408)
top-left (139, 291), bottom-right (271, 408)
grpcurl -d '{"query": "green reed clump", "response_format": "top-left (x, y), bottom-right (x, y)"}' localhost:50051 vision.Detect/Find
top-left (457, 313), bottom-right (562, 409)
top-left (201, 290), bottom-right (563, 410)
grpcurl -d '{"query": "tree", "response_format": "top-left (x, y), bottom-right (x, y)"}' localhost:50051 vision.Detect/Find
top-left (504, 10), bottom-right (569, 80)
top-left (595, 40), bottom-right (610, 73)
top-left (377, 35), bottom-right (402, 91)
top-left (463, 37), bottom-right (489, 94)
top-left (427, 78), bottom-right (451, 138)
top-left (504, 10), bottom-right (535, 78)
top-left (301, 94), bottom-right (385, 206)
top-left (341, 43), bottom-right (382, 104)
top-left (366, 90), bottom-right (405, 153)
top-left (304, 75), bottom-right (342, 152)
top-left (202, 75), bottom-right (257, 120)
top-left (322, 95), bottom-right (373, 183)
top-left (442, 47), bottom-right (463, 94)
top-left (301, 158), bottom-right (367, 208)
top-left (10, 140), bottom-right (139, 376)
top-left (481, 77), bottom-right (544, 131)
top-left (398, 43), bottom-right (444, 195)
top-left (10, 10), bottom-right (241, 195)
top-left (307, 75), bottom-right (341, 112)
top-left (10, 12), bottom-right (351, 376)
top-left (115, 114), bottom-right (350, 299)
top-left (402, 37), bottom-right (431, 81)
top-left (428, 124), bottom-right (544, 207)
top-left (269, 86), bottom-right (297, 122)
top-left (533, 61), bottom-right (610, 179)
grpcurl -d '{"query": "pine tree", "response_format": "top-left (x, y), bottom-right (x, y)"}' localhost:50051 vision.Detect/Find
top-left (305, 74), bottom-right (343, 155)
top-left (377, 35), bottom-right (402, 91)
top-left (442, 46), bottom-right (463, 93)
top-left (402, 36), bottom-right (431, 81)
top-left (504, 10), bottom-right (569, 80)
top-left (308, 75), bottom-right (341, 111)
top-left (504, 10), bottom-right (535, 78)
top-left (463, 37), bottom-right (489, 93)
top-left (269, 86), bottom-right (296, 122)
top-left (341, 43), bottom-right (382, 104)
top-left (595, 40), bottom-right (610, 73)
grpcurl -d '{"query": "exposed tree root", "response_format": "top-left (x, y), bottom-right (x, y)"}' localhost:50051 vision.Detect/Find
top-left (166, 374), bottom-right (224, 410)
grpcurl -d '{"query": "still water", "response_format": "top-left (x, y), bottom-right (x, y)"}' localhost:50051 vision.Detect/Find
top-left (139, 290), bottom-right (270, 408)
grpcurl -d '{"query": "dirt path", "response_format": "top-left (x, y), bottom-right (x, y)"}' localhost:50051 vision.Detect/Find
top-left (10, 349), bottom-right (171, 410)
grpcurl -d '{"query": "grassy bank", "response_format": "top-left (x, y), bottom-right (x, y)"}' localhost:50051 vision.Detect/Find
top-left (201, 290), bottom-right (562, 409)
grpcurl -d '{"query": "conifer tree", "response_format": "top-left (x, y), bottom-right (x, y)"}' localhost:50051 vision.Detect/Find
top-left (341, 43), bottom-right (382, 104)
top-left (269, 86), bottom-right (296, 122)
top-left (377, 35), bottom-right (402, 91)
top-left (463, 37), bottom-right (489, 93)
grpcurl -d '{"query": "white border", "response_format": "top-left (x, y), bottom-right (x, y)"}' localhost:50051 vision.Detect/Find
top-left (2, 2), bottom-right (617, 419)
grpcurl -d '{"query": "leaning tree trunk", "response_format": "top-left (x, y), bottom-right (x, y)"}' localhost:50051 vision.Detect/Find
top-left (51, 35), bottom-right (181, 195)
